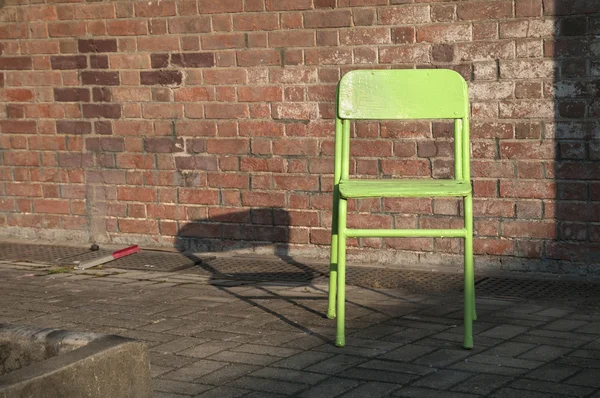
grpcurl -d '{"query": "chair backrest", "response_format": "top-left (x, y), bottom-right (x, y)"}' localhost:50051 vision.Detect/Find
top-left (337, 69), bottom-right (468, 120)
top-left (335, 69), bottom-right (470, 181)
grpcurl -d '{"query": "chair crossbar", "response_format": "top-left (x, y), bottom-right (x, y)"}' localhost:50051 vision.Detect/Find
top-left (345, 228), bottom-right (467, 238)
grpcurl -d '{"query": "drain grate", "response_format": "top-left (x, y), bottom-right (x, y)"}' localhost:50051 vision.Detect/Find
top-left (188, 257), bottom-right (327, 282)
top-left (475, 277), bottom-right (600, 301)
top-left (108, 251), bottom-right (199, 272)
top-left (2, 242), bottom-right (600, 302)
top-left (186, 256), bottom-right (481, 295)
top-left (0, 242), bottom-right (91, 264)
top-left (0, 243), bottom-right (198, 272)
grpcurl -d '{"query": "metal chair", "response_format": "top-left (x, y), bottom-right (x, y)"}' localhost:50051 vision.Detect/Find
top-left (327, 69), bottom-right (476, 349)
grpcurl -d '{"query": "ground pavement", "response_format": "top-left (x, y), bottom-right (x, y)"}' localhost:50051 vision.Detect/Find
top-left (0, 258), bottom-right (599, 397)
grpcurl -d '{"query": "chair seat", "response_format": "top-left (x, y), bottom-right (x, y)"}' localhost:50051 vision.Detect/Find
top-left (339, 179), bottom-right (471, 198)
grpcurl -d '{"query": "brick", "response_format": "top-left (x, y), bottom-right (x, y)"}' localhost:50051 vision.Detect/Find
top-left (238, 86), bottom-right (282, 102)
top-left (135, 1), bottom-right (177, 17)
top-left (92, 87), bottom-right (112, 102)
top-left (269, 30), bottom-right (315, 47)
top-left (0, 57), bottom-right (32, 70)
top-left (174, 87), bottom-right (211, 101)
top-left (81, 71), bottom-right (120, 86)
top-left (265, 0), bottom-right (312, 11)
top-left (201, 34), bottom-right (245, 50)
top-left (54, 88), bottom-right (90, 102)
top-left (171, 52), bottom-right (215, 67)
top-left (237, 49), bottom-right (281, 67)
top-left (392, 27), bottom-right (415, 44)
top-left (140, 70), bottom-right (183, 86)
top-left (56, 120), bottom-right (91, 135)
top-left (107, 20), bottom-right (147, 35)
top-left (379, 45), bottom-right (430, 64)
top-left (204, 69), bottom-right (246, 85)
top-left (418, 24), bottom-right (472, 44)
top-left (305, 10), bottom-right (352, 28)
top-left (340, 27), bottom-right (390, 45)
top-left (169, 16), bottom-right (211, 34)
top-left (378, 5), bottom-right (430, 25)
top-left (109, 54), bottom-right (150, 69)
top-left (458, 1), bottom-right (513, 20)
top-left (205, 103), bottom-right (248, 119)
top-left (82, 104), bottom-right (121, 119)
top-left (233, 14), bottom-right (279, 31)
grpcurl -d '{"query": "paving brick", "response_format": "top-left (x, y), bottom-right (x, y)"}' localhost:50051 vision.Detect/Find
top-left (151, 337), bottom-right (208, 354)
top-left (542, 319), bottom-right (588, 331)
top-left (250, 367), bottom-right (328, 385)
top-left (152, 379), bottom-right (212, 395)
top-left (229, 376), bottom-right (306, 395)
top-left (150, 352), bottom-right (198, 368)
top-left (526, 363), bottom-right (580, 381)
top-left (565, 368), bottom-right (600, 388)
top-left (208, 350), bottom-right (281, 366)
top-left (305, 354), bottom-right (366, 374)
top-left (575, 322), bottom-right (600, 335)
top-left (195, 386), bottom-right (249, 398)
top-left (492, 387), bottom-right (563, 398)
top-left (161, 360), bottom-right (227, 382)
top-left (380, 328), bottom-right (438, 344)
top-left (411, 369), bottom-right (473, 390)
top-left (312, 343), bottom-right (389, 358)
top-left (450, 361), bottom-right (530, 376)
top-left (359, 359), bottom-right (435, 376)
top-left (414, 349), bottom-right (474, 368)
top-left (483, 342), bottom-right (537, 357)
top-left (338, 381), bottom-right (401, 397)
top-left (468, 353), bottom-right (543, 369)
top-left (518, 345), bottom-right (571, 362)
top-left (343, 367), bottom-right (419, 384)
top-left (178, 341), bottom-right (239, 358)
top-left (479, 325), bottom-right (530, 339)
top-left (452, 373), bottom-right (512, 395)
top-left (393, 386), bottom-right (480, 397)
top-left (378, 344), bottom-right (437, 362)
top-left (272, 351), bottom-right (335, 370)
top-left (196, 363), bottom-right (260, 385)
top-left (298, 377), bottom-right (361, 398)
top-left (229, 343), bottom-right (302, 358)
top-left (511, 378), bottom-right (596, 396)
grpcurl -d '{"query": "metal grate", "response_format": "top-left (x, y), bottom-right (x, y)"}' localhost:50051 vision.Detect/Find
top-left (475, 277), bottom-right (600, 301)
top-left (0, 242), bottom-right (90, 264)
top-left (186, 256), bottom-right (482, 295)
top-left (108, 251), bottom-right (199, 272)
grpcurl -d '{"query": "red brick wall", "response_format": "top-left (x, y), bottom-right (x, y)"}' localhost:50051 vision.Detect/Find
top-left (0, 0), bottom-right (599, 271)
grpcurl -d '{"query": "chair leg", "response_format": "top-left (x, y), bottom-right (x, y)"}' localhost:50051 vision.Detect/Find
top-left (335, 199), bottom-right (348, 347)
top-left (463, 194), bottom-right (474, 350)
top-left (328, 187), bottom-right (340, 320)
top-left (327, 233), bottom-right (338, 320)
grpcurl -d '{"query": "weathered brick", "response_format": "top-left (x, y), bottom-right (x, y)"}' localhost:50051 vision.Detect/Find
top-left (140, 70), bottom-right (183, 86)
top-left (81, 71), bottom-right (120, 86)
top-left (171, 52), bottom-right (215, 67)
top-left (54, 88), bottom-right (90, 102)
top-left (56, 120), bottom-right (92, 135)
top-left (78, 39), bottom-right (117, 53)
top-left (0, 57), bottom-right (32, 70)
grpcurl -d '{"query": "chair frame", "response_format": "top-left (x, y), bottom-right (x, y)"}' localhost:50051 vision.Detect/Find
top-left (327, 69), bottom-right (476, 349)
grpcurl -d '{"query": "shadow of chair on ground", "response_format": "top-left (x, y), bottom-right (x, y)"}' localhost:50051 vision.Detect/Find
top-left (174, 208), bottom-right (334, 342)
top-left (172, 208), bottom-right (405, 345)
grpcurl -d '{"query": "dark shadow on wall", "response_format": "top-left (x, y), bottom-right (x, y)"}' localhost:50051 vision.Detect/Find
top-left (550, 1), bottom-right (600, 273)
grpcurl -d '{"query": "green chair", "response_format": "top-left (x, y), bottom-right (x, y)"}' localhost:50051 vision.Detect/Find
top-left (327, 69), bottom-right (476, 349)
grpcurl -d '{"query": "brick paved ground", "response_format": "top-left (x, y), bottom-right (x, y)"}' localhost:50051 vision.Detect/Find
top-left (1, 260), bottom-right (599, 397)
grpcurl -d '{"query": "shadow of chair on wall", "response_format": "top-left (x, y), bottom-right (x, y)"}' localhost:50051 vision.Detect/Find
top-left (173, 208), bottom-right (334, 342)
